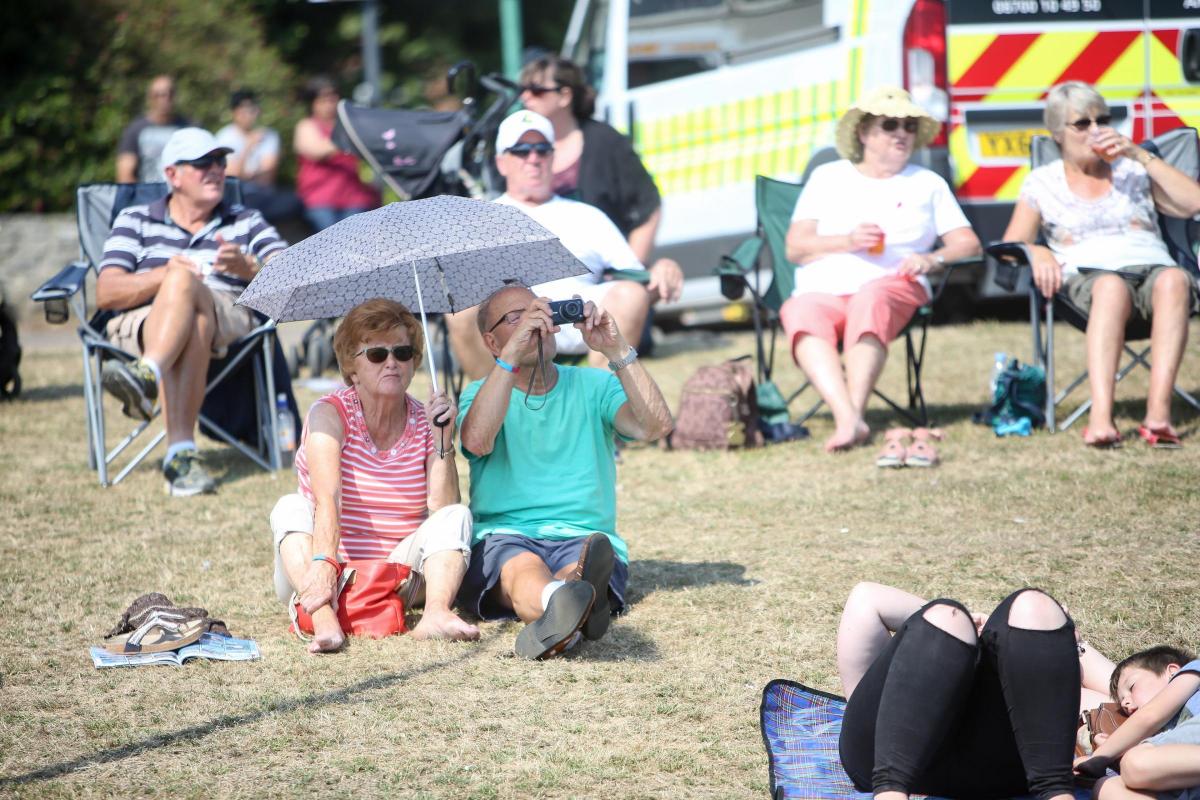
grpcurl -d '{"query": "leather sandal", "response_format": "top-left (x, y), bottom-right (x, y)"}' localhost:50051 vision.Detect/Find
top-left (904, 427), bottom-right (944, 467)
top-left (875, 428), bottom-right (911, 468)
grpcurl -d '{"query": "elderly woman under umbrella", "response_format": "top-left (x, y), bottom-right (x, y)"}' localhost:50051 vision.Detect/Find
top-left (784, 86), bottom-right (981, 453)
top-left (269, 298), bottom-right (478, 653)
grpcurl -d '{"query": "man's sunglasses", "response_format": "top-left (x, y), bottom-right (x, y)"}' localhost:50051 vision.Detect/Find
top-left (176, 155), bottom-right (227, 171)
top-left (880, 117), bottom-right (921, 134)
top-left (1068, 114), bottom-right (1113, 131)
top-left (521, 83), bottom-right (563, 97)
top-left (506, 142), bottom-right (554, 159)
top-left (487, 309), bottom-right (524, 332)
top-left (356, 345), bottom-right (415, 364)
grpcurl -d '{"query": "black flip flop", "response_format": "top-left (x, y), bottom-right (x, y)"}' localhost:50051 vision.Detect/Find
top-left (514, 581), bottom-right (595, 660)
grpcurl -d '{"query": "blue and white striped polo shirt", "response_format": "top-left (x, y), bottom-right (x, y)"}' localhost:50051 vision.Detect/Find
top-left (99, 195), bottom-right (287, 302)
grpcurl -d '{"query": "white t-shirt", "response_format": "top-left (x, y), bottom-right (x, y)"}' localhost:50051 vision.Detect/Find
top-left (215, 125), bottom-right (281, 180)
top-left (1018, 158), bottom-right (1173, 276)
top-left (494, 193), bottom-right (644, 298)
top-left (789, 160), bottom-right (971, 297)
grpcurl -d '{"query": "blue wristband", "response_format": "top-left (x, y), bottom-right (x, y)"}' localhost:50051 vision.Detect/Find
top-left (312, 553), bottom-right (342, 575)
top-left (495, 357), bottom-right (520, 374)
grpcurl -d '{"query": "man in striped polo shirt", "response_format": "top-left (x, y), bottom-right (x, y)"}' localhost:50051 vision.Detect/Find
top-left (97, 127), bottom-right (288, 496)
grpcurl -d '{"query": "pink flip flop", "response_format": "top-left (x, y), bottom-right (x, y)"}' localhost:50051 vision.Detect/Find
top-left (875, 428), bottom-right (910, 468)
top-left (904, 427), bottom-right (944, 467)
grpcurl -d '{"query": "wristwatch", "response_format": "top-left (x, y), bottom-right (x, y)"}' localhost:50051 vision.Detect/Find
top-left (608, 346), bottom-right (638, 372)
top-left (932, 254), bottom-right (946, 268)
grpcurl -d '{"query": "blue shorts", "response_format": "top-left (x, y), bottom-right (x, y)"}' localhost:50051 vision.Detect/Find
top-left (456, 533), bottom-right (628, 621)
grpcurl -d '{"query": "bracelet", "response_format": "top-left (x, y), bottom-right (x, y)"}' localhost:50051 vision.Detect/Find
top-left (495, 357), bottom-right (520, 374)
top-left (312, 553), bottom-right (342, 575)
top-left (1139, 151), bottom-right (1159, 167)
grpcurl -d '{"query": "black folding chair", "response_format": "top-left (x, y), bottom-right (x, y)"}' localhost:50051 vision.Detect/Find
top-left (31, 180), bottom-right (298, 486)
top-left (986, 127), bottom-right (1200, 432)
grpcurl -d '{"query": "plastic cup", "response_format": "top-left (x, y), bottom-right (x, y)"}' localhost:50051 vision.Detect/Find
top-left (868, 231), bottom-right (886, 255)
top-left (1090, 132), bottom-right (1118, 163)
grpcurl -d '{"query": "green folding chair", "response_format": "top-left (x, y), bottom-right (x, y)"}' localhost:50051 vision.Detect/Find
top-left (717, 174), bottom-right (964, 428)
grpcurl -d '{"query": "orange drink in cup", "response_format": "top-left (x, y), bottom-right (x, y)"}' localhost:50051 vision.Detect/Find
top-left (868, 231), bottom-right (886, 255)
top-left (1090, 131), bottom-right (1118, 163)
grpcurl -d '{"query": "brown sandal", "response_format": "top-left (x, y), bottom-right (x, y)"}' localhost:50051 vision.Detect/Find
top-left (905, 427), bottom-right (945, 467)
top-left (875, 428), bottom-right (911, 468)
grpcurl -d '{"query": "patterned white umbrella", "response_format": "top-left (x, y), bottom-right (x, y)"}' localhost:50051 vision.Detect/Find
top-left (237, 194), bottom-right (588, 391)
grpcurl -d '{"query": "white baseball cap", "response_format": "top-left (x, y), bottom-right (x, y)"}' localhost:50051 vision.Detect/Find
top-left (495, 110), bottom-right (555, 153)
top-left (160, 127), bottom-right (233, 178)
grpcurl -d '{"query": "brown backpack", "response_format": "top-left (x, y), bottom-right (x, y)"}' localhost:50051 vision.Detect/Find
top-left (669, 357), bottom-right (763, 450)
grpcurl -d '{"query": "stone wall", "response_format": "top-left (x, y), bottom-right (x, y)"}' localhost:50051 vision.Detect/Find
top-left (0, 214), bottom-right (81, 329)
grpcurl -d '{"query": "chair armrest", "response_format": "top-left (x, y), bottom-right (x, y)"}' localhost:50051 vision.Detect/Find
top-left (985, 241), bottom-right (1037, 293)
top-left (31, 261), bottom-right (89, 303)
top-left (716, 236), bottom-right (764, 277)
top-left (927, 255), bottom-right (980, 304)
top-left (604, 267), bottom-right (651, 284)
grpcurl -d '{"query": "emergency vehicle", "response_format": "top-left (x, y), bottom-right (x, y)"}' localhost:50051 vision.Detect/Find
top-left (563, 0), bottom-right (1200, 323)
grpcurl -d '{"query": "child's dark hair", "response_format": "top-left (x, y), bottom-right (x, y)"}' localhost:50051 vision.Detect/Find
top-left (1110, 645), bottom-right (1197, 699)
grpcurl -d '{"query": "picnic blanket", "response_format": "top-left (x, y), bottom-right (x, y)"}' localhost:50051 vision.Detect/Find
top-left (759, 679), bottom-right (1090, 800)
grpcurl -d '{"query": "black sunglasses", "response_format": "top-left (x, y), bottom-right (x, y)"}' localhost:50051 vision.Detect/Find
top-left (506, 142), bottom-right (554, 159)
top-left (880, 117), bottom-right (921, 134)
top-left (356, 345), bottom-right (415, 364)
top-left (1068, 114), bottom-right (1113, 131)
top-left (487, 309), bottom-right (525, 333)
top-left (522, 83), bottom-right (563, 97)
top-left (176, 155), bottom-right (227, 170)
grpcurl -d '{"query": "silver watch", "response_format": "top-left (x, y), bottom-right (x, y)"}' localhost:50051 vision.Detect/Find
top-left (608, 346), bottom-right (638, 372)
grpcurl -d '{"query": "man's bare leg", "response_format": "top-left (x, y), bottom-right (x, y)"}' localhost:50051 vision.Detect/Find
top-left (409, 550), bottom-right (480, 641)
top-left (495, 551), bottom-right (555, 623)
top-left (156, 298), bottom-right (215, 444)
top-left (279, 532), bottom-right (345, 654)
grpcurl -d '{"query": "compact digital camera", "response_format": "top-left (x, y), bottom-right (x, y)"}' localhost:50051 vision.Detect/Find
top-left (548, 298), bottom-right (586, 326)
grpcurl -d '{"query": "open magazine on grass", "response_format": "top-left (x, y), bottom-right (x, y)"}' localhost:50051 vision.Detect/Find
top-left (90, 632), bottom-right (260, 669)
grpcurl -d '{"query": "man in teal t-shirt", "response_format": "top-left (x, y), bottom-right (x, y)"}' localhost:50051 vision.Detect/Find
top-left (457, 285), bottom-right (673, 660)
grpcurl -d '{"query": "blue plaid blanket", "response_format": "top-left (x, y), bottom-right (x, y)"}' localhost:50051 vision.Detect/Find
top-left (759, 680), bottom-right (1090, 800)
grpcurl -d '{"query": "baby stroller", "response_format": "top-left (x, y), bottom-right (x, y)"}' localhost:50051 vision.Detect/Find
top-left (288, 63), bottom-right (520, 389)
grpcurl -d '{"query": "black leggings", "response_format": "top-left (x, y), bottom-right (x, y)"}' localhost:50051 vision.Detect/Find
top-left (839, 589), bottom-right (1080, 800)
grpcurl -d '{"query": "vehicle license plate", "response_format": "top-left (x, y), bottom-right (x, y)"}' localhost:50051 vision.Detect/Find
top-left (977, 128), bottom-right (1047, 159)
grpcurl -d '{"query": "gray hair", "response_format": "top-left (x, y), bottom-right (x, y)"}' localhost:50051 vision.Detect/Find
top-left (1044, 81), bottom-right (1109, 135)
top-left (475, 283), bottom-right (531, 336)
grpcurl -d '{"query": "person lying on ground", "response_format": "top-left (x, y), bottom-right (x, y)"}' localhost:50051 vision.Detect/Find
top-left (1076, 645), bottom-right (1200, 799)
top-left (836, 581), bottom-right (1116, 800)
top-left (447, 110), bottom-right (672, 379)
top-left (270, 299), bottom-right (479, 654)
top-left (456, 285), bottom-right (673, 659)
top-left (784, 86), bottom-right (981, 453)
top-left (1002, 80), bottom-right (1200, 449)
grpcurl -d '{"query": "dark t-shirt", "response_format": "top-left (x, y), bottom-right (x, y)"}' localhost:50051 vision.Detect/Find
top-left (576, 117), bottom-right (661, 238)
top-left (117, 114), bottom-right (191, 183)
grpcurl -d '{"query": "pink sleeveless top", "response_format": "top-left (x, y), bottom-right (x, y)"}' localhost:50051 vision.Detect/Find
top-left (295, 386), bottom-right (433, 561)
top-left (295, 118), bottom-right (381, 210)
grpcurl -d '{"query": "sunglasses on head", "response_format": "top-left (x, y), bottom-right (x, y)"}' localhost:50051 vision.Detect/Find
top-left (177, 155), bottom-right (227, 171)
top-left (522, 83), bottom-right (563, 97)
top-left (880, 117), bottom-right (921, 134)
top-left (356, 345), bottom-right (415, 364)
top-left (1068, 114), bottom-right (1113, 131)
top-left (506, 142), bottom-right (554, 159)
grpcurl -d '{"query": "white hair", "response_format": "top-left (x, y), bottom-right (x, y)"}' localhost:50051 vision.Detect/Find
top-left (1044, 81), bottom-right (1109, 135)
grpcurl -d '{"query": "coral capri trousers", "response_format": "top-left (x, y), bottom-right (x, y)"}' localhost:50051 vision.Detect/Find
top-left (779, 274), bottom-right (929, 357)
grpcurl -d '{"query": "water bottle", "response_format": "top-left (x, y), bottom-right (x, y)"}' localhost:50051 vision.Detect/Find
top-left (275, 393), bottom-right (295, 455)
top-left (989, 352), bottom-right (1008, 397)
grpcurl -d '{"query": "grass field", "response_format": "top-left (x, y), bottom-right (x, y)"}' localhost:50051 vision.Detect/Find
top-left (1, 321), bottom-right (1198, 799)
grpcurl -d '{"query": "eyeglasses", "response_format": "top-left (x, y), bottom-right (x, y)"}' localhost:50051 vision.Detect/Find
top-left (521, 83), bottom-right (564, 97)
top-left (176, 155), bottom-right (227, 171)
top-left (487, 309), bottom-right (524, 332)
top-left (1068, 114), bottom-right (1113, 131)
top-left (880, 117), bottom-right (921, 134)
top-left (506, 142), bottom-right (554, 159)
top-left (356, 345), bottom-right (415, 364)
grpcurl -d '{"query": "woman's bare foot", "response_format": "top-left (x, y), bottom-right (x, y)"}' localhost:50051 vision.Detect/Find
top-left (1083, 422), bottom-right (1121, 446)
top-left (825, 418), bottom-right (870, 453)
top-left (410, 608), bottom-right (481, 641)
top-left (307, 606), bottom-right (346, 654)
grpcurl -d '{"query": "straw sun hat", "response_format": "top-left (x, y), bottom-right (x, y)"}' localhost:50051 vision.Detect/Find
top-left (835, 85), bottom-right (939, 162)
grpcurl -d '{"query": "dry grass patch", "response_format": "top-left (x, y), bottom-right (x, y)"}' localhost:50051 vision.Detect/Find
top-left (0, 321), bottom-right (1198, 798)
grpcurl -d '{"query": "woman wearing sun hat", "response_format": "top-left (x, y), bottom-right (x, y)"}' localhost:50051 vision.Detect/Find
top-left (784, 86), bottom-right (981, 453)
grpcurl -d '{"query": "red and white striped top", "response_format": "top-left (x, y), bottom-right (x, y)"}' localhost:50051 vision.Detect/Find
top-left (295, 386), bottom-right (433, 561)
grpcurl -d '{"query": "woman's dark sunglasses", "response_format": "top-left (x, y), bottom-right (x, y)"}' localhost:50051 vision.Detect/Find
top-left (880, 117), bottom-right (921, 134)
top-left (356, 345), bottom-right (415, 364)
top-left (506, 142), bottom-right (555, 159)
top-left (176, 155), bottom-right (227, 170)
top-left (521, 83), bottom-right (563, 97)
top-left (1068, 114), bottom-right (1113, 131)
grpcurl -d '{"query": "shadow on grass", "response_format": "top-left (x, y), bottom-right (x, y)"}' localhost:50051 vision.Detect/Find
top-left (625, 559), bottom-right (758, 606)
top-left (0, 647), bottom-right (482, 787)
top-left (14, 383), bottom-right (83, 402)
top-left (576, 624), bottom-right (661, 662)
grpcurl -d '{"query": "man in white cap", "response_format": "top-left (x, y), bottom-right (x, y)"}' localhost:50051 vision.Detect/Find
top-left (447, 110), bottom-right (670, 378)
top-left (96, 127), bottom-right (288, 496)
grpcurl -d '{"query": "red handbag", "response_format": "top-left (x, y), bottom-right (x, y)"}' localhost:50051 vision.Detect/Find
top-left (290, 560), bottom-right (412, 640)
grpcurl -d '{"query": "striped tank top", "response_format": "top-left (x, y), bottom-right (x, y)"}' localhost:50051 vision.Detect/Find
top-left (295, 386), bottom-right (433, 560)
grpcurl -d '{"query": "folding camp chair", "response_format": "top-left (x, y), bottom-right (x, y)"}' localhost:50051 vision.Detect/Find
top-left (717, 173), bottom-right (964, 428)
top-left (985, 127), bottom-right (1200, 432)
top-left (31, 180), bottom-right (298, 486)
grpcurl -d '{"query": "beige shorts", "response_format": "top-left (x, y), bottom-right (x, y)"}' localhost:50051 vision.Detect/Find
top-left (1064, 264), bottom-right (1199, 322)
top-left (106, 288), bottom-right (257, 358)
